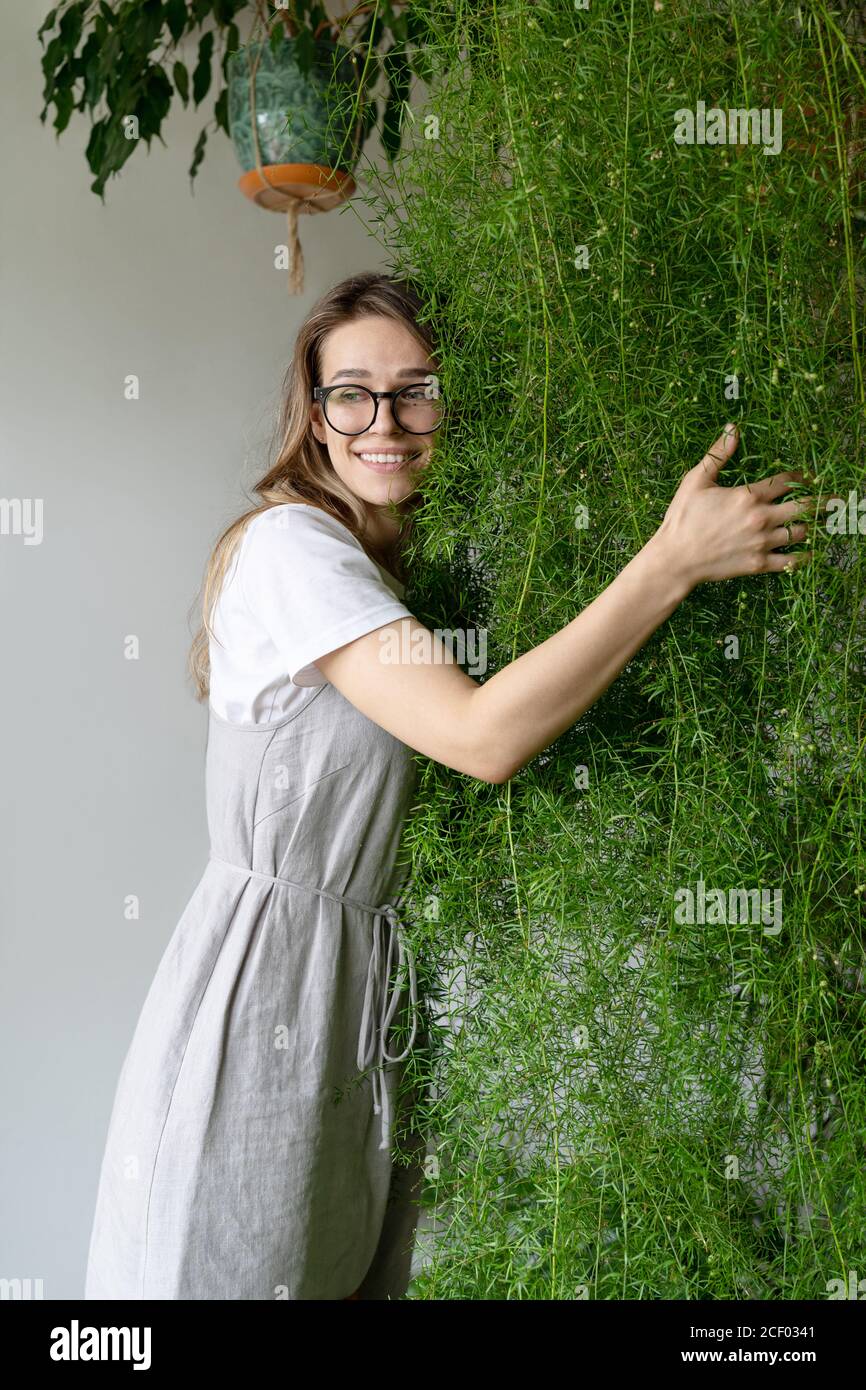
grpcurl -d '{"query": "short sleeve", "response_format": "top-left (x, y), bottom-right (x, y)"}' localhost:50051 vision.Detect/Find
top-left (237, 505), bottom-right (414, 687)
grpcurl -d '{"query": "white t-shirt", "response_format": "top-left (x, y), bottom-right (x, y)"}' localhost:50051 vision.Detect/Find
top-left (208, 503), bottom-right (414, 726)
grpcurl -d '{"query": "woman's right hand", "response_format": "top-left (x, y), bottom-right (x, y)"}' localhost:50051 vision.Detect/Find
top-left (651, 423), bottom-right (817, 592)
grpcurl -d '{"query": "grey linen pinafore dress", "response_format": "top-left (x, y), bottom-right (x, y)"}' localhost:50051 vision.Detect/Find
top-left (84, 677), bottom-right (426, 1300)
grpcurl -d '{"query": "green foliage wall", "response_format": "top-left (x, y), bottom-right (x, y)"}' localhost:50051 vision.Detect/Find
top-left (364, 0), bottom-right (865, 1299)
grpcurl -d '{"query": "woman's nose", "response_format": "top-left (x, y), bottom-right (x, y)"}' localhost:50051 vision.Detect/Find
top-left (374, 395), bottom-right (399, 430)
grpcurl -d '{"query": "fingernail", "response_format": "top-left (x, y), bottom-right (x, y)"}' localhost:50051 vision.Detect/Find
top-left (724, 422), bottom-right (738, 436)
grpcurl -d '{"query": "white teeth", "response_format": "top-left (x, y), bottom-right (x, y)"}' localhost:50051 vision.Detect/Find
top-left (357, 453), bottom-right (415, 464)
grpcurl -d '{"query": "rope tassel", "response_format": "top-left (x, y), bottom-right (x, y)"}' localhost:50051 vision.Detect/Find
top-left (284, 199), bottom-right (304, 295)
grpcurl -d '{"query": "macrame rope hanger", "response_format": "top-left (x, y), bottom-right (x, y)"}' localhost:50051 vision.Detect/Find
top-left (246, 36), bottom-right (364, 295)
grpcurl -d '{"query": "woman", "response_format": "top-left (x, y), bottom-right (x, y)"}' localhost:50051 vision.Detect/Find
top-left (84, 271), bottom-right (816, 1302)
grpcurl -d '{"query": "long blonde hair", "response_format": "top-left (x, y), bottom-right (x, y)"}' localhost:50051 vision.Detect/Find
top-left (187, 272), bottom-right (438, 702)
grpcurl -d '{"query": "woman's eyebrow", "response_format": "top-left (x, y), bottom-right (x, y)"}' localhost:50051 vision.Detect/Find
top-left (328, 367), bottom-right (432, 381)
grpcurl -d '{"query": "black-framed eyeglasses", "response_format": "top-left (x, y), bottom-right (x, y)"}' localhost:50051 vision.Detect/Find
top-left (312, 382), bottom-right (444, 436)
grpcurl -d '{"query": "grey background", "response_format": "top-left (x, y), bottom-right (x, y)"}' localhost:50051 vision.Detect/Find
top-left (0, 0), bottom-right (404, 1299)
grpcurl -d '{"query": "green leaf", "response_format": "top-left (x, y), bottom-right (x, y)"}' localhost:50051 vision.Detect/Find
top-left (405, 7), bottom-right (430, 45)
top-left (383, 43), bottom-right (411, 91)
top-left (130, 0), bottom-right (165, 54)
top-left (37, 6), bottom-right (58, 40)
top-left (94, 29), bottom-right (122, 91)
top-left (192, 31), bottom-right (215, 105)
top-left (189, 126), bottom-right (208, 185)
top-left (58, 2), bottom-right (84, 50)
top-left (308, 2), bottom-right (331, 32)
top-left (41, 35), bottom-right (65, 79)
top-left (214, 87), bottom-right (229, 137)
top-left (381, 93), bottom-right (405, 160)
top-left (104, 119), bottom-right (136, 175)
top-left (53, 84), bottom-right (75, 134)
top-left (173, 60), bottom-right (190, 105)
top-left (408, 49), bottom-right (433, 86)
top-left (361, 97), bottom-right (379, 142)
top-left (388, 8), bottom-right (409, 44)
top-left (97, 1), bottom-right (114, 24)
top-left (294, 27), bottom-right (315, 77)
top-left (88, 117), bottom-right (137, 197)
top-left (140, 66), bottom-right (174, 139)
top-left (80, 31), bottom-right (105, 109)
top-left (381, 46), bottom-right (411, 160)
top-left (221, 22), bottom-right (241, 81)
top-left (367, 12), bottom-right (387, 50)
top-left (165, 0), bottom-right (187, 45)
top-left (354, 16), bottom-right (374, 51)
top-left (213, 0), bottom-right (241, 23)
top-left (91, 117), bottom-right (128, 182)
top-left (84, 117), bottom-right (107, 177)
top-left (405, 6), bottom-right (433, 82)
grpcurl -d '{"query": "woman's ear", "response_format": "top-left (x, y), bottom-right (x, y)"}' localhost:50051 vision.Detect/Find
top-left (310, 403), bottom-right (327, 446)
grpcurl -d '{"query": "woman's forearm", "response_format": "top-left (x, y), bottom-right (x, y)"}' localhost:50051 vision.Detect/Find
top-left (473, 534), bottom-right (691, 782)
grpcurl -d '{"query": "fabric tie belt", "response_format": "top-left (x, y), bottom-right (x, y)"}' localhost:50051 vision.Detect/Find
top-left (208, 854), bottom-right (419, 1151)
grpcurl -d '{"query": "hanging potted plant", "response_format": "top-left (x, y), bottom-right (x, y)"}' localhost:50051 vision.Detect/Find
top-left (226, 24), bottom-right (364, 294)
top-left (37, 1), bottom-right (433, 292)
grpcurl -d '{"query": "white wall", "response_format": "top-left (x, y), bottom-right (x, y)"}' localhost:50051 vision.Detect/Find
top-left (0, 0), bottom-right (392, 1299)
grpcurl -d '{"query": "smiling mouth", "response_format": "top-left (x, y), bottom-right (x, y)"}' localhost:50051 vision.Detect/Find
top-left (354, 450), bottom-right (422, 465)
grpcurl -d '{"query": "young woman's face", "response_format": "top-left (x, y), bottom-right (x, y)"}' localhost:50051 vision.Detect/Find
top-left (310, 314), bottom-right (439, 509)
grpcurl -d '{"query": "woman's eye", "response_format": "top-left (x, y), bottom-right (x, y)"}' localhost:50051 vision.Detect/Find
top-left (333, 388), bottom-right (364, 402)
top-left (401, 389), bottom-right (428, 402)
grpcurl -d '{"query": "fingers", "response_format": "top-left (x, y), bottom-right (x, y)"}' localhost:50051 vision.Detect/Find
top-left (771, 493), bottom-right (839, 523)
top-left (765, 548), bottom-right (813, 573)
top-left (762, 489), bottom-right (845, 562)
top-left (750, 469), bottom-right (809, 498)
top-left (696, 422), bottom-right (739, 481)
top-left (768, 521), bottom-right (810, 548)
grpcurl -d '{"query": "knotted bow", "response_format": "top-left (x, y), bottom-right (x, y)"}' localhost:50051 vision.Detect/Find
top-left (357, 902), bottom-right (419, 1151)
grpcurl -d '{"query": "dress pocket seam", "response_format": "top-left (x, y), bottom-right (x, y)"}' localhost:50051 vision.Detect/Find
top-left (252, 763), bottom-right (352, 829)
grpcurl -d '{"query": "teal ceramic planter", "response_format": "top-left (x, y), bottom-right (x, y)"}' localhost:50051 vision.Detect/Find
top-left (227, 38), bottom-right (361, 176)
